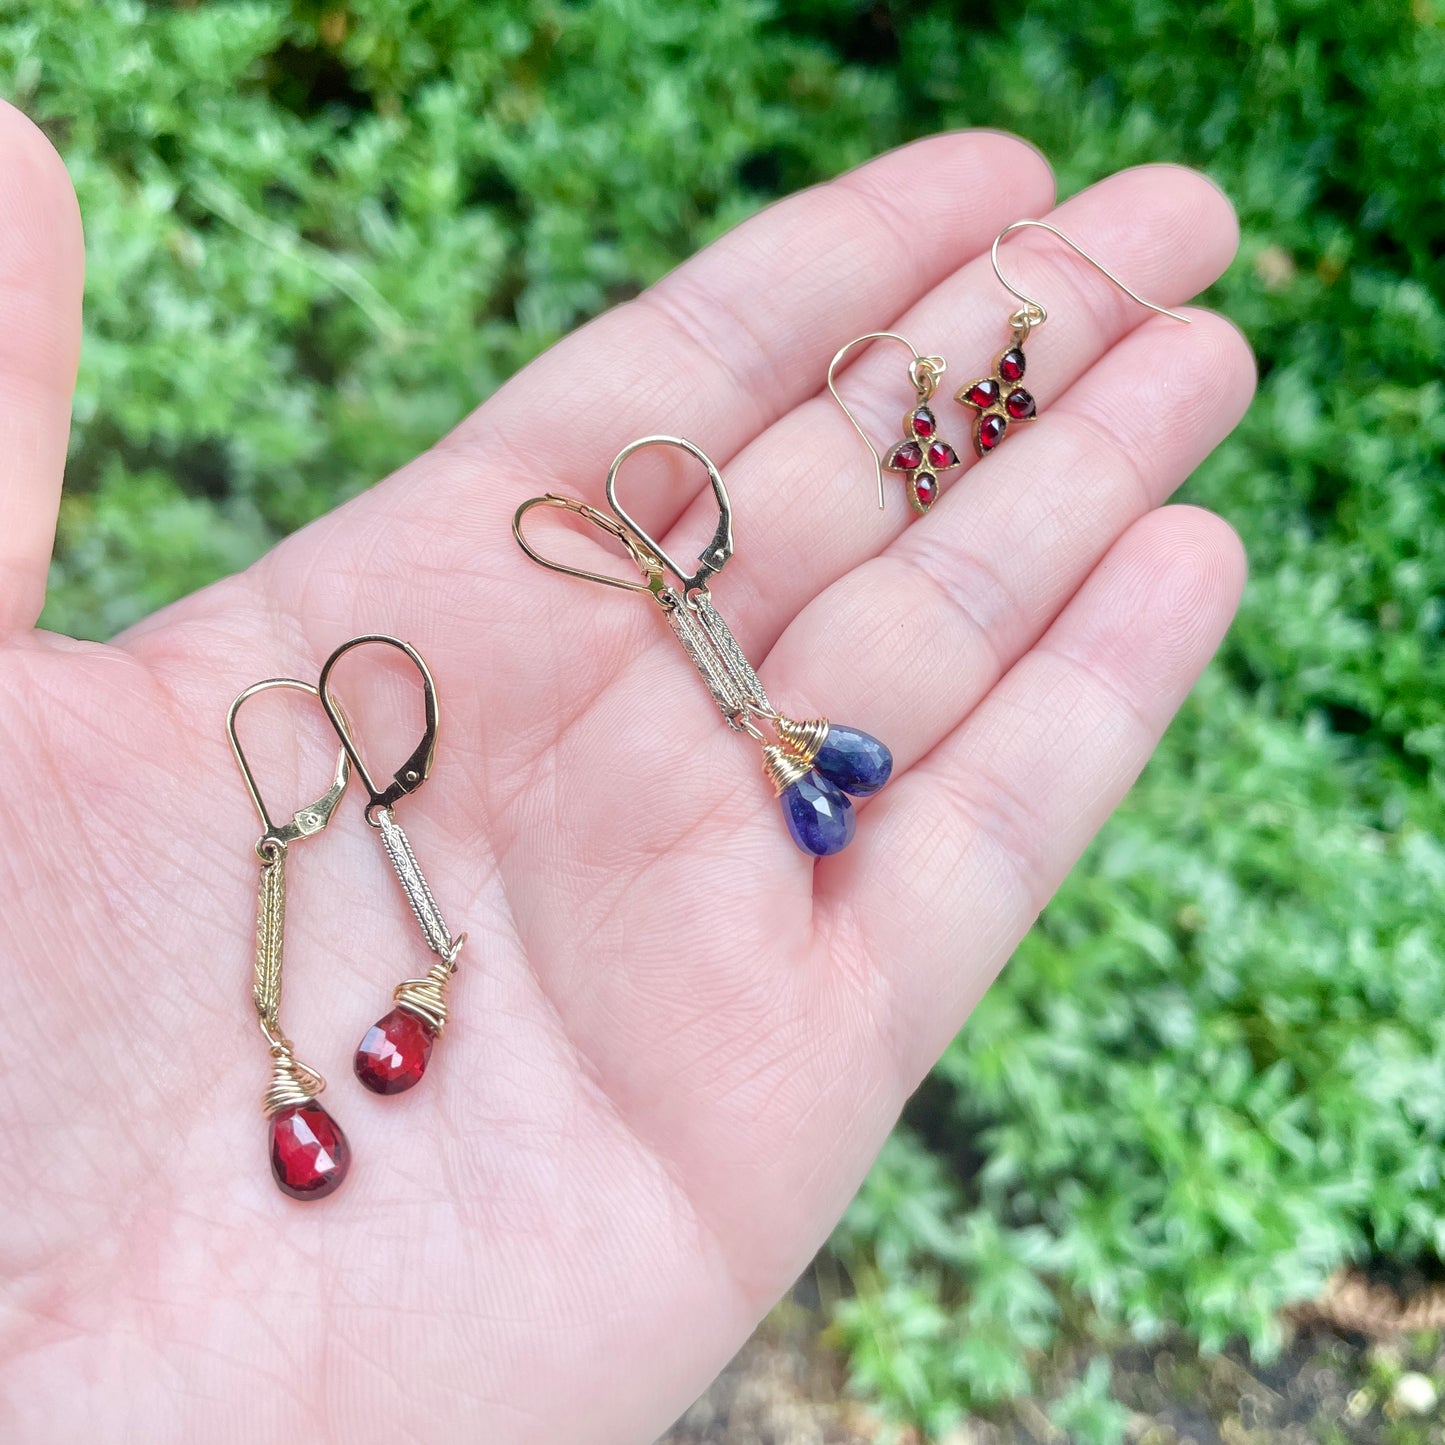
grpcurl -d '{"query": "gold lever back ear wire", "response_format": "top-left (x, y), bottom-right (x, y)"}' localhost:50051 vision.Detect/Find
top-left (227, 678), bottom-right (352, 1202)
top-left (317, 635), bottom-right (466, 1095)
top-left (957, 218), bottom-right (1192, 459)
top-left (827, 332), bottom-right (961, 516)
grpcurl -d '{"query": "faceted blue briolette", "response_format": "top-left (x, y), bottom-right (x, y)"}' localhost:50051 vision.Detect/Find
top-left (811, 724), bottom-right (893, 797)
top-left (780, 771), bottom-right (856, 857)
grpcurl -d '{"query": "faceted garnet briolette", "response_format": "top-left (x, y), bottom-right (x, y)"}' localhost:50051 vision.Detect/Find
top-left (355, 1006), bottom-right (438, 1094)
top-left (270, 1102), bottom-right (351, 1201)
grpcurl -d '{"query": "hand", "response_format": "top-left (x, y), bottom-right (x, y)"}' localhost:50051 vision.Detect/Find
top-left (0, 105), bottom-right (1253, 1444)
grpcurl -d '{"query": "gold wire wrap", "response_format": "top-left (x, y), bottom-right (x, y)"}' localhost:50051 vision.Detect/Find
top-left (762, 744), bottom-right (814, 795)
top-left (253, 844), bottom-right (287, 1031)
top-left (773, 716), bottom-right (830, 766)
top-left (393, 955), bottom-right (456, 1035)
top-left (261, 1040), bottom-right (324, 1117)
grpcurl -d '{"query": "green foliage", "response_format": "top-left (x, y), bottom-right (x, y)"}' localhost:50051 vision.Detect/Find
top-left (5, 0), bottom-right (1444, 1433)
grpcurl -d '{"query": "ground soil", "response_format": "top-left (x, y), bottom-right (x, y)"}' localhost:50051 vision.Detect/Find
top-left (658, 1282), bottom-right (1445, 1445)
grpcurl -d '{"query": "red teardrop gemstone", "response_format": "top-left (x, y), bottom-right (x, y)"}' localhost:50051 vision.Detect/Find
top-left (976, 413), bottom-right (1007, 453)
top-left (270, 1102), bottom-right (350, 1201)
top-left (1005, 388), bottom-right (1036, 419)
top-left (911, 406), bottom-right (936, 438)
top-left (890, 441), bottom-right (923, 470)
top-left (913, 473), bottom-right (939, 510)
top-left (927, 441), bottom-right (958, 469)
top-left (999, 348), bottom-right (1026, 382)
top-left (355, 1007), bottom-right (438, 1094)
top-left (963, 379), bottom-right (1000, 409)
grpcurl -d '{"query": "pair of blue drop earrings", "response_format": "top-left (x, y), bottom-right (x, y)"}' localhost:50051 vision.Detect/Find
top-left (513, 436), bottom-right (893, 858)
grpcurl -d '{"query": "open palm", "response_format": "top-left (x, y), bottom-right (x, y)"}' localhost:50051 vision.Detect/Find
top-left (1, 106), bottom-right (1254, 1443)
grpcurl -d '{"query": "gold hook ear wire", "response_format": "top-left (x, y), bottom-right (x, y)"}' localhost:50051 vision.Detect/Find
top-left (990, 220), bottom-right (1192, 335)
top-left (827, 332), bottom-right (946, 510)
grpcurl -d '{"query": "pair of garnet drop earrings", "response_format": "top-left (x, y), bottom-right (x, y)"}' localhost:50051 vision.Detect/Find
top-left (828, 219), bottom-right (1189, 515)
top-left (229, 635), bottom-right (465, 1201)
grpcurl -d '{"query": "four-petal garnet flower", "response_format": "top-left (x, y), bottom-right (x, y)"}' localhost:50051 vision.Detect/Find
top-left (956, 343), bottom-right (1038, 456)
top-left (884, 404), bottom-right (962, 514)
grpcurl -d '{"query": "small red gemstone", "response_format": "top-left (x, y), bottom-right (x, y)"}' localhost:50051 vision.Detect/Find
top-left (890, 441), bottom-right (923, 470)
top-left (911, 406), bottom-right (936, 438)
top-left (1005, 388), bottom-right (1036, 419)
top-left (976, 413), bottom-right (1008, 453)
top-left (999, 348), bottom-right (1026, 383)
top-left (270, 1103), bottom-right (350, 1201)
top-left (927, 441), bottom-right (958, 469)
top-left (913, 474), bottom-right (939, 510)
top-left (355, 1007), bottom-right (437, 1095)
top-left (963, 379), bottom-right (1000, 409)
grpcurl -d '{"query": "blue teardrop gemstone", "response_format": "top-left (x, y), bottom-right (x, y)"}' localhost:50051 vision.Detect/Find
top-left (812, 724), bottom-right (893, 797)
top-left (780, 771), bottom-right (856, 857)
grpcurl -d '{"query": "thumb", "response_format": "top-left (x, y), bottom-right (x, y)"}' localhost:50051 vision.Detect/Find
top-left (0, 100), bottom-right (82, 639)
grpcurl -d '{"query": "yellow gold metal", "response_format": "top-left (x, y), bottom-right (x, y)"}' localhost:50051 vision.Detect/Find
top-left (990, 219), bottom-right (1192, 333)
top-left (512, 493), bottom-right (667, 595)
top-left (318, 634), bottom-right (438, 819)
top-left (828, 332), bottom-right (948, 510)
top-left (774, 715), bottom-right (830, 766)
top-left (227, 677), bottom-right (350, 1117)
top-left (227, 678), bottom-right (350, 854)
top-left (392, 955), bottom-right (457, 1035)
top-left (605, 434), bottom-right (734, 593)
top-left (762, 744), bottom-right (814, 796)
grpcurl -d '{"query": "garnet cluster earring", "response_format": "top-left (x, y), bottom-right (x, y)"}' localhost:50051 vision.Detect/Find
top-left (513, 435), bottom-right (894, 858)
top-left (228, 635), bottom-right (465, 1203)
top-left (829, 219), bottom-right (1190, 515)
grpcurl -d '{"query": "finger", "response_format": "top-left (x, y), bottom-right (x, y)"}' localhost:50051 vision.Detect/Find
top-left (263, 133), bottom-right (1054, 750)
top-left (656, 163), bottom-right (1239, 650)
top-left (464, 162), bottom-right (1234, 782)
top-left (442, 130), bottom-right (1052, 494)
top-left (280, 130), bottom-right (1054, 596)
top-left (760, 308), bottom-right (1255, 776)
top-left (0, 102), bottom-right (84, 637)
top-left (821, 504), bottom-right (1247, 1084)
